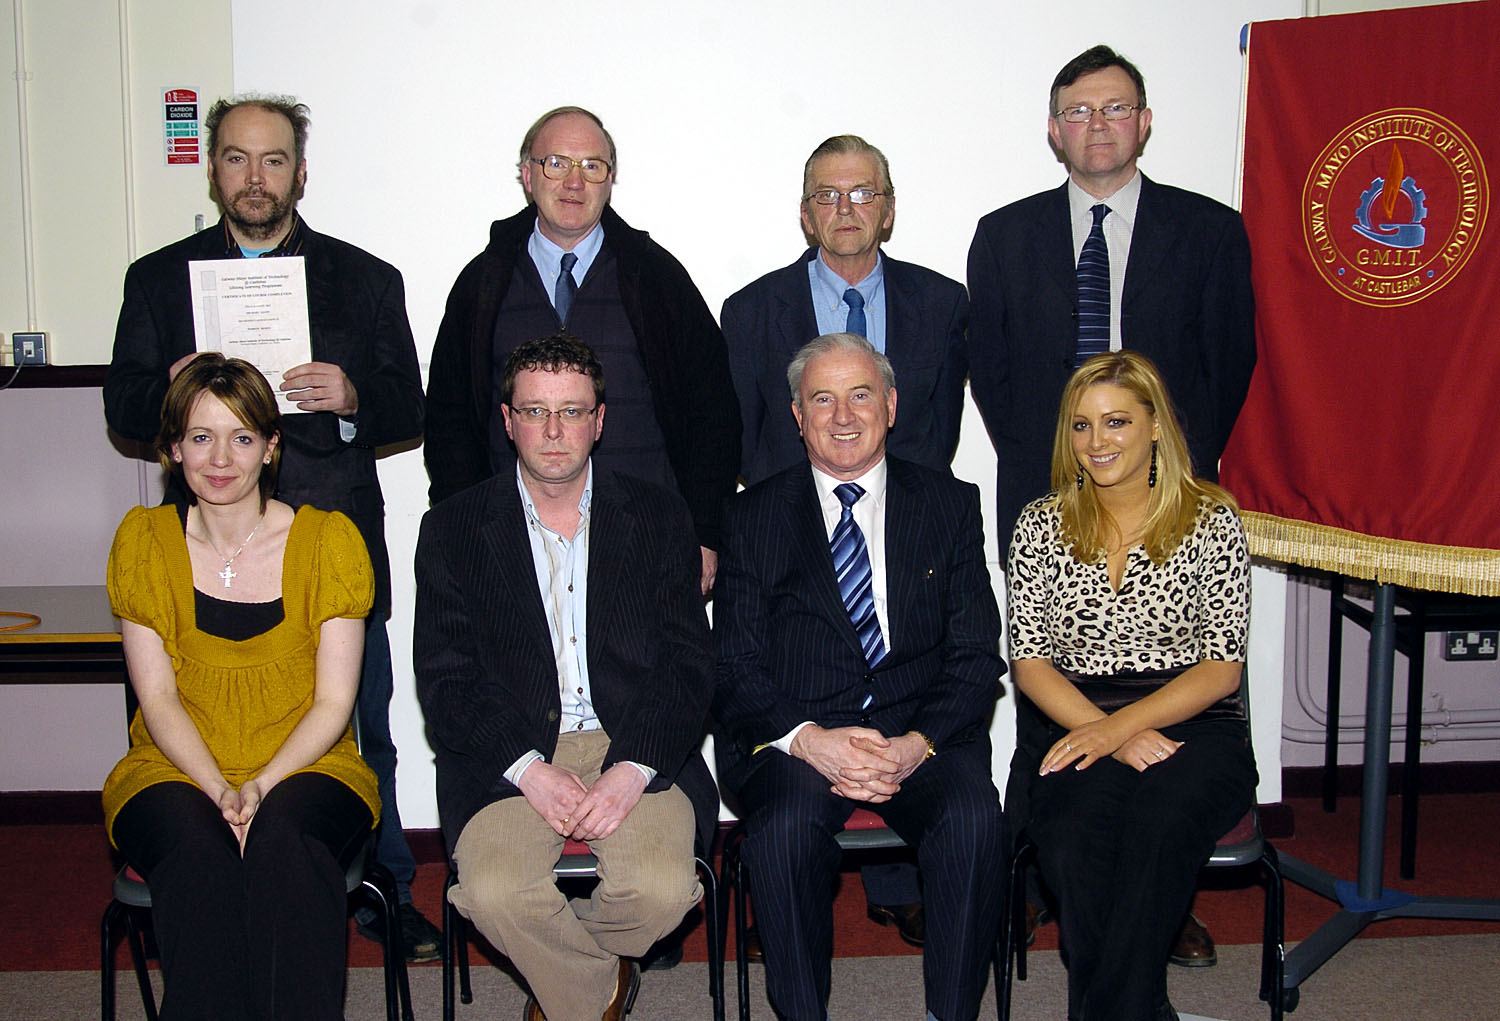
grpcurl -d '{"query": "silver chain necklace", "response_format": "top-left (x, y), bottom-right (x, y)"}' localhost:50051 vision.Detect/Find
top-left (195, 509), bottom-right (266, 589)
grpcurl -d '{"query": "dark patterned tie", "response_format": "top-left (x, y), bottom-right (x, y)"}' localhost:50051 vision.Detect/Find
top-left (555, 251), bottom-right (578, 325)
top-left (831, 482), bottom-right (886, 666)
top-left (1075, 203), bottom-right (1111, 361)
top-left (843, 287), bottom-right (866, 338)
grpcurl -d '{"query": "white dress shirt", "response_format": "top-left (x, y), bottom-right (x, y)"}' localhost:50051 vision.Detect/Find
top-left (1067, 169), bottom-right (1142, 352)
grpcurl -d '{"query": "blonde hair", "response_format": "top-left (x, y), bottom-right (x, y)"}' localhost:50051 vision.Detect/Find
top-left (1048, 351), bottom-right (1236, 564)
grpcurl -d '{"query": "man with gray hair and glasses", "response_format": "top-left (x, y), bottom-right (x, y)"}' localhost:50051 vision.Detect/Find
top-left (425, 105), bottom-right (740, 598)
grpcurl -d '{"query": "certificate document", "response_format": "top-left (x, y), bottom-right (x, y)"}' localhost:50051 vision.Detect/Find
top-left (189, 257), bottom-right (314, 412)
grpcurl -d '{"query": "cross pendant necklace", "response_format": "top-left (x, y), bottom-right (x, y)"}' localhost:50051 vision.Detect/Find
top-left (195, 509), bottom-right (265, 590)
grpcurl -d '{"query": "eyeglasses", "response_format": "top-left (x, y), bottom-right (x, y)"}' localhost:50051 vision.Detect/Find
top-left (1053, 103), bottom-right (1141, 123)
top-left (528, 155), bottom-right (612, 183)
top-left (509, 405), bottom-right (599, 426)
top-left (804, 188), bottom-right (886, 206)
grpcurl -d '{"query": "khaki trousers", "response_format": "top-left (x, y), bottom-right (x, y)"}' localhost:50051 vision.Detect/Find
top-left (449, 730), bottom-right (700, 1020)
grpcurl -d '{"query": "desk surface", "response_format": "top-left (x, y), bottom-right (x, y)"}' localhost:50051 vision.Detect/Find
top-left (0, 586), bottom-right (119, 644)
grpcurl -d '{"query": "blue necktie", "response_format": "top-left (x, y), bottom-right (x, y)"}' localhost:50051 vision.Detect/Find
top-left (831, 482), bottom-right (886, 666)
top-left (843, 287), bottom-right (866, 338)
top-left (1075, 203), bottom-right (1110, 361)
top-left (555, 251), bottom-right (578, 325)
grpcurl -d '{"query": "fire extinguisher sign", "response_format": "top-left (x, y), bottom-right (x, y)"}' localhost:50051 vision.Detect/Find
top-left (163, 88), bottom-right (201, 166)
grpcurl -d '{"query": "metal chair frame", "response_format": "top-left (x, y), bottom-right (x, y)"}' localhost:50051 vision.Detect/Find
top-left (100, 834), bottom-right (415, 1021)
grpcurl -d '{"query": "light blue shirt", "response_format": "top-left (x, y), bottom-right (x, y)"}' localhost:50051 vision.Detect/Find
top-left (808, 250), bottom-right (886, 353)
top-left (528, 220), bottom-right (606, 311)
top-left (503, 461), bottom-right (654, 786)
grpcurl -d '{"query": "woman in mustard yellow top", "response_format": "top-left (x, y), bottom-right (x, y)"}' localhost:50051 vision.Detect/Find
top-left (103, 354), bottom-right (378, 1021)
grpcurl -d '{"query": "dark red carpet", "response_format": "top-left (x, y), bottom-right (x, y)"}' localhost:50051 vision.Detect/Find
top-left (7, 793), bottom-right (1499, 972)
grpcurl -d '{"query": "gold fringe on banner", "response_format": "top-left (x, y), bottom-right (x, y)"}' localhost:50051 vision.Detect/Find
top-left (1241, 511), bottom-right (1500, 596)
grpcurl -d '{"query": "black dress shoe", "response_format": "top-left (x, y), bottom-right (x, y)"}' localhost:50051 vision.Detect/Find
top-left (1167, 912), bottom-right (1217, 967)
top-left (866, 901), bottom-right (925, 947)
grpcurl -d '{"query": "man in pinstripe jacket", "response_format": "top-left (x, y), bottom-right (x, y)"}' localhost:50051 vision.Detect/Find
top-left (714, 333), bottom-right (1007, 1021)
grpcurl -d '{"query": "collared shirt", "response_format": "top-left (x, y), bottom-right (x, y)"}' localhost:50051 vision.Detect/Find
top-left (1067, 170), bottom-right (1142, 352)
top-left (808, 250), bottom-right (887, 352)
top-left (219, 214), bottom-right (358, 442)
top-left (503, 461), bottom-right (654, 786)
top-left (528, 220), bottom-right (606, 312)
top-left (772, 457), bottom-right (891, 754)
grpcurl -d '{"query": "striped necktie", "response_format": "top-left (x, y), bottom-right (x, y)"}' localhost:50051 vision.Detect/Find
top-left (831, 482), bottom-right (886, 666)
top-left (843, 287), bottom-right (867, 338)
top-left (1075, 203), bottom-right (1111, 361)
top-left (555, 251), bottom-right (578, 325)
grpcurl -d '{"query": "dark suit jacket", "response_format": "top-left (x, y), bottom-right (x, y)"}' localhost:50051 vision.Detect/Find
top-left (102, 217), bottom-right (425, 615)
top-left (713, 457), bottom-right (1004, 770)
top-left (722, 249), bottom-right (969, 485)
top-left (413, 468), bottom-right (717, 855)
top-left (967, 174), bottom-right (1256, 546)
top-left (424, 204), bottom-right (740, 550)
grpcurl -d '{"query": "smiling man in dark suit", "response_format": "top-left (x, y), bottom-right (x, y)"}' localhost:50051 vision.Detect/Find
top-left (414, 337), bottom-right (715, 1021)
top-left (722, 133), bottom-right (968, 949)
top-left (967, 44), bottom-right (1256, 968)
top-left (714, 333), bottom-right (1006, 1021)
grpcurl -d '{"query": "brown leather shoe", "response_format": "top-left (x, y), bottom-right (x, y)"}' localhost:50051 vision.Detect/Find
top-left (866, 901), bottom-right (925, 947)
top-left (743, 923), bottom-right (765, 962)
top-left (601, 958), bottom-right (640, 1021)
top-left (523, 996), bottom-right (545, 1021)
top-left (1167, 913), bottom-right (1217, 967)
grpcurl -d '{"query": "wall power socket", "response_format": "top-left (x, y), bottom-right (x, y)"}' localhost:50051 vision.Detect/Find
top-left (12, 332), bottom-right (47, 366)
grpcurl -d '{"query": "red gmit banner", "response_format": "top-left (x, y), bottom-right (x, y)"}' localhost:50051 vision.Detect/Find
top-left (1220, 0), bottom-right (1500, 594)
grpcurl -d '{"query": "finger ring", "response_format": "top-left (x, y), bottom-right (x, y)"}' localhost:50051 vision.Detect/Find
top-left (562, 816), bottom-right (570, 823)
top-left (1066, 741), bottom-right (1073, 752)
top-left (1154, 750), bottom-right (1164, 759)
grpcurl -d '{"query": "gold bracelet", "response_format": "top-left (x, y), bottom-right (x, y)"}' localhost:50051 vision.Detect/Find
top-left (909, 730), bottom-right (936, 759)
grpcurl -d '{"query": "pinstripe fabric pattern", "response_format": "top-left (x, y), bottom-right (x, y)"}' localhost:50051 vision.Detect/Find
top-left (714, 457), bottom-right (1007, 1020)
top-left (1074, 202), bottom-right (1111, 359)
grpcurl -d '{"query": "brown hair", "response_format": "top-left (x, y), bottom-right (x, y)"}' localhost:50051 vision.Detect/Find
top-left (156, 354), bottom-right (282, 508)
top-left (500, 335), bottom-right (606, 406)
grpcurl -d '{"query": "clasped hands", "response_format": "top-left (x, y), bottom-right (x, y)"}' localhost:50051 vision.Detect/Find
top-left (791, 724), bottom-right (929, 803)
top-left (1039, 717), bottom-right (1183, 776)
top-left (215, 778), bottom-right (267, 853)
top-left (518, 761), bottom-right (648, 841)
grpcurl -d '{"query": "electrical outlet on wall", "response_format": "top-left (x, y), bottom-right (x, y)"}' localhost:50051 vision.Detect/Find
top-left (12, 332), bottom-right (47, 366)
top-left (1442, 630), bottom-right (1499, 661)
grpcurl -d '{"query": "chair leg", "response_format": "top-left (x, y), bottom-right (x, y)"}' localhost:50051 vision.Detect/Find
top-left (999, 840), bottom-right (1035, 1021)
top-left (443, 871), bottom-right (456, 1021)
top-left (118, 907), bottom-right (158, 1021)
top-left (696, 856), bottom-right (726, 1021)
top-left (101, 900), bottom-right (121, 1021)
top-left (361, 862), bottom-right (414, 1021)
top-left (1258, 845), bottom-right (1287, 1021)
top-left (718, 825), bottom-right (752, 1021)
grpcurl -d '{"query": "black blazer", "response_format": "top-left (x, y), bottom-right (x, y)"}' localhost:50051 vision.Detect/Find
top-left (424, 205), bottom-right (740, 550)
top-left (103, 217), bottom-right (425, 615)
top-left (721, 248), bottom-right (969, 485)
top-left (413, 469), bottom-right (718, 854)
top-left (967, 175), bottom-right (1256, 545)
top-left (713, 457), bottom-right (1004, 765)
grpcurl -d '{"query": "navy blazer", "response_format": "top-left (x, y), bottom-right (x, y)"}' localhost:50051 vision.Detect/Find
top-left (967, 174), bottom-right (1256, 546)
top-left (713, 457), bottom-right (1004, 764)
top-left (414, 469), bottom-right (717, 855)
top-left (721, 249), bottom-right (969, 485)
top-left (103, 217), bottom-right (425, 615)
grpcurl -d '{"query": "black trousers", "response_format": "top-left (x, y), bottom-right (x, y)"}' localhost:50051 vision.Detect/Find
top-left (112, 772), bottom-right (373, 1021)
top-left (723, 740), bottom-right (1006, 1021)
top-left (1028, 718), bottom-right (1256, 1021)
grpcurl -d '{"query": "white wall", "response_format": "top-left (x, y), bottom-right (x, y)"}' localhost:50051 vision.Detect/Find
top-left (226, 0), bottom-right (1303, 827)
